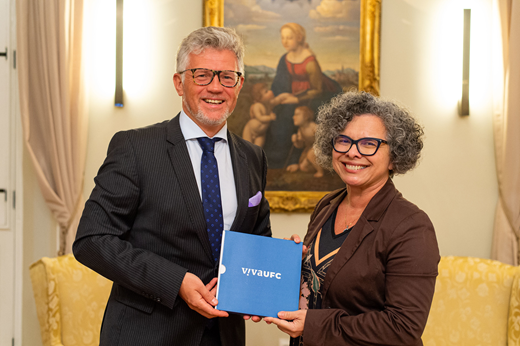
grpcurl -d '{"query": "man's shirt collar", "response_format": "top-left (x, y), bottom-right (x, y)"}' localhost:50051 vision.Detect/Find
top-left (179, 111), bottom-right (228, 142)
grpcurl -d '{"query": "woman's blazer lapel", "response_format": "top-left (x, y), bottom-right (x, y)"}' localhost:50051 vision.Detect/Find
top-left (320, 179), bottom-right (397, 299)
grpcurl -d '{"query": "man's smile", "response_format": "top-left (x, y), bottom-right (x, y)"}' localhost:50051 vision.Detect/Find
top-left (204, 99), bottom-right (224, 104)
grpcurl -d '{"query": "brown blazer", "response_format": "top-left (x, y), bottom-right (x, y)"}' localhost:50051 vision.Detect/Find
top-left (300, 178), bottom-right (439, 346)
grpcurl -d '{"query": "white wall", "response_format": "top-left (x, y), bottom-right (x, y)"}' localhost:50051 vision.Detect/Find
top-left (20, 0), bottom-right (497, 345)
top-left (380, 0), bottom-right (496, 258)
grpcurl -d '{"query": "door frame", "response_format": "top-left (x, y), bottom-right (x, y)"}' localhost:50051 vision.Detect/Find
top-left (9, 0), bottom-right (23, 343)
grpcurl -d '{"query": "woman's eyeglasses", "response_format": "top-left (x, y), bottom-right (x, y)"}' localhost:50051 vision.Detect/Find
top-left (332, 135), bottom-right (388, 156)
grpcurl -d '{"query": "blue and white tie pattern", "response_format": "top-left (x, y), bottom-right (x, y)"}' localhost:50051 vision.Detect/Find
top-left (197, 137), bottom-right (224, 263)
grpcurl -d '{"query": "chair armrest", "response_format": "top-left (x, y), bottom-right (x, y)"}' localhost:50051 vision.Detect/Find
top-left (508, 269), bottom-right (520, 345)
top-left (29, 257), bottom-right (65, 346)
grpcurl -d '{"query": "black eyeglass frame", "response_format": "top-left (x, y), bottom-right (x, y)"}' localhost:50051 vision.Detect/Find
top-left (179, 68), bottom-right (243, 88)
top-left (332, 135), bottom-right (388, 156)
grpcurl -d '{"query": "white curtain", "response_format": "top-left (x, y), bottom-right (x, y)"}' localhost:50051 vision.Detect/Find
top-left (16, 0), bottom-right (88, 255)
top-left (491, 0), bottom-right (520, 265)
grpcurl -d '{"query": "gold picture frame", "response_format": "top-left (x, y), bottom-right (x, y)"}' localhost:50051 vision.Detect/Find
top-left (203, 0), bottom-right (381, 213)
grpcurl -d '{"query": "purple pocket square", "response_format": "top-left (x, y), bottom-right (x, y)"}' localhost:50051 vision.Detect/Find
top-left (248, 191), bottom-right (262, 207)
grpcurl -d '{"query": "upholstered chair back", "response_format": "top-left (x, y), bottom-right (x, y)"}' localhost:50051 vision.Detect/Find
top-left (29, 254), bottom-right (112, 346)
top-left (422, 256), bottom-right (520, 346)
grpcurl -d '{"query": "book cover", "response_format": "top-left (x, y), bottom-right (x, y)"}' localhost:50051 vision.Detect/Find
top-left (216, 230), bottom-right (303, 318)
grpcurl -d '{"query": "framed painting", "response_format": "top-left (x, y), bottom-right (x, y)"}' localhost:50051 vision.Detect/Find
top-left (203, 0), bottom-right (381, 212)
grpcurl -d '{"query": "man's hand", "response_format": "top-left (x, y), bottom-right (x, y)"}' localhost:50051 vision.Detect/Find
top-left (179, 273), bottom-right (229, 319)
top-left (206, 277), bottom-right (218, 296)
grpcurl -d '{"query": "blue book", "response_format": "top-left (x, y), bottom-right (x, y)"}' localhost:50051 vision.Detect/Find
top-left (216, 230), bottom-right (303, 318)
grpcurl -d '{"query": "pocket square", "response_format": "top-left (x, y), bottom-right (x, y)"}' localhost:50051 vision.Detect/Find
top-left (248, 191), bottom-right (262, 207)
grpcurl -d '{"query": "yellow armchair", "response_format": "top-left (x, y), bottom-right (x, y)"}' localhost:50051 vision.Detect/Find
top-left (422, 256), bottom-right (520, 346)
top-left (29, 254), bottom-right (112, 346)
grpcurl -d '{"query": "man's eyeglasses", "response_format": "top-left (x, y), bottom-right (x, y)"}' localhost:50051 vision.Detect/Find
top-left (332, 135), bottom-right (388, 156)
top-left (179, 68), bottom-right (242, 88)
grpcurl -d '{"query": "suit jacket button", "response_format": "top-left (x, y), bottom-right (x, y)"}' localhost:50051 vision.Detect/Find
top-left (156, 297), bottom-right (161, 302)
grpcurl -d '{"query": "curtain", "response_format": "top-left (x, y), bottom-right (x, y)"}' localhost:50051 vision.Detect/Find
top-left (17, 0), bottom-right (87, 255)
top-left (491, 0), bottom-right (520, 265)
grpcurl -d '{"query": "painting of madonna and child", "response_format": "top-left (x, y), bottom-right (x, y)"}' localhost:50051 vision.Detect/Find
top-left (225, 0), bottom-right (361, 192)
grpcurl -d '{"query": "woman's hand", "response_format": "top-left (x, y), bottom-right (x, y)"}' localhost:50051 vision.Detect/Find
top-left (243, 315), bottom-right (263, 322)
top-left (285, 234), bottom-right (308, 259)
top-left (264, 310), bottom-right (307, 338)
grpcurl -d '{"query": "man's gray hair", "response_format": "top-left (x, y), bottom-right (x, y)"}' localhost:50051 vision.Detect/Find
top-left (176, 26), bottom-right (245, 74)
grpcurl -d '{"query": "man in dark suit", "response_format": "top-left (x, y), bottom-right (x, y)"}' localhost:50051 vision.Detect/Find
top-left (73, 26), bottom-right (271, 346)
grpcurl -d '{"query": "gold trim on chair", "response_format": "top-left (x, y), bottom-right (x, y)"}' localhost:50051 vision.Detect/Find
top-left (29, 254), bottom-right (112, 346)
top-left (30, 257), bottom-right (64, 346)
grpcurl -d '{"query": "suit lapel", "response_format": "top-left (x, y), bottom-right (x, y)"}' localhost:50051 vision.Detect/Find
top-left (320, 179), bottom-right (397, 299)
top-left (304, 191), bottom-right (345, 245)
top-left (166, 115), bottom-right (213, 262)
top-left (227, 132), bottom-right (249, 232)
top-left (320, 219), bottom-right (374, 298)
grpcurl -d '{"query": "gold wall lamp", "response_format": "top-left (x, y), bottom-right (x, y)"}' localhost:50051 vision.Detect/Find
top-left (459, 9), bottom-right (471, 116)
top-left (115, 0), bottom-right (124, 107)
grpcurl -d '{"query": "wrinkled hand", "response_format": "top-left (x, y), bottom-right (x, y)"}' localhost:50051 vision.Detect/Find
top-left (179, 273), bottom-right (229, 319)
top-left (264, 310), bottom-right (307, 338)
top-left (286, 234), bottom-right (308, 259)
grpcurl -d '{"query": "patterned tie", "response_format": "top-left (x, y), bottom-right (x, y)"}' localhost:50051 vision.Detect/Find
top-left (197, 137), bottom-right (224, 263)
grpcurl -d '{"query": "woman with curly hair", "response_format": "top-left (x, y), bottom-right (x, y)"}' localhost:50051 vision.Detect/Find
top-left (265, 91), bottom-right (440, 346)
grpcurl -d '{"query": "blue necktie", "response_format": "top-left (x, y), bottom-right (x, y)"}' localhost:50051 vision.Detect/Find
top-left (197, 137), bottom-right (224, 263)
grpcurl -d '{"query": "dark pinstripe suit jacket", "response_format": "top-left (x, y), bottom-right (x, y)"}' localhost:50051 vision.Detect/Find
top-left (73, 115), bottom-right (271, 346)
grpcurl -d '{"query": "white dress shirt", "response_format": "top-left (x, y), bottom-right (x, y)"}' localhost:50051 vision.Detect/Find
top-left (179, 111), bottom-right (238, 232)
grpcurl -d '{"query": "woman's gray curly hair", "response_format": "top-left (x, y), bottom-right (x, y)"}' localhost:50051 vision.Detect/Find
top-left (176, 26), bottom-right (245, 74)
top-left (314, 91), bottom-right (424, 176)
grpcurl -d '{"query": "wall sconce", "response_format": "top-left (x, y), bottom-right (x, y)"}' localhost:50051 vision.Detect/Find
top-left (459, 9), bottom-right (471, 116)
top-left (115, 0), bottom-right (124, 107)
